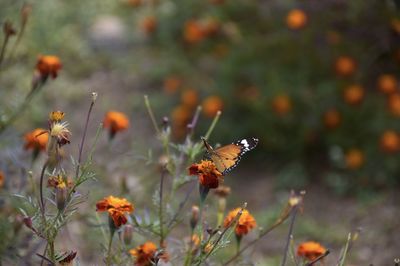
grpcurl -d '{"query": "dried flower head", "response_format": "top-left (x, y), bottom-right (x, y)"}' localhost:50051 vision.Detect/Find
top-left (36, 55), bottom-right (62, 79)
top-left (223, 208), bottom-right (256, 237)
top-left (96, 196), bottom-right (134, 227)
top-left (214, 185), bottom-right (231, 198)
top-left (129, 241), bottom-right (158, 266)
top-left (58, 250), bottom-right (77, 265)
top-left (3, 21), bottom-right (17, 36)
top-left (24, 128), bottom-right (49, 152)
top-left (103, 111), bottom-right (130, 138)
top-left (297, 241), bottom-right (327, 261)
top-left (47, 174), bottom-right (73, 189)
top-left (189, 160), bottom-right (223, 189)
top-left (50, 121), bottom-right (71, 147)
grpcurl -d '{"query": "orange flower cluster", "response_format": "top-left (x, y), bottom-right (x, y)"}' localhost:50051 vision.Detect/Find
top-left (286, 9), bottom-right (308, 30)
top-left (297, 241), bottom-right (327, 261)
top-left (183, 18), bottom-right (220, 44)
top-left (223, 208), bottom-right (256, 237)
top-left (96, 196), bottom-right (134, 227)
top-left (129, 241), bottom-right (168, 266)
top-left (24, 128), bottom-right (49, 152)
top-left (103, 111), bottom-right (130, 138)
top-left (189, 160), bottom-right (223, 189)
top-left (36, 55), bottom-right (62, 79)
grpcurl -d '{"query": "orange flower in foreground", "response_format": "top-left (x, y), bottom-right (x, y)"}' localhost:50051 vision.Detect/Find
top-left (140, 15), bottom-right (157, 34)
top-left (345, 148), bottom-right (364, 170)
top-left (223, 208), bottom-right (256, 237)
top-left (343, 84), bottom-right (364, 105)
top-left (181, 89), bottom-right (199, 108)
top-left (163, 76), bottom-right (182, 94)
top-left (380, 130), bottom-right (400, 153)
top-left (388, 93), bottom-right (400, 117)
top-left (36, 55), bottom-right (62, 79)
top-left (24, 128), bottom-right (49, 152)
top-left (286, 9), bottom-right (308, 30)
top-left (334, 56), bottom-right (356, 77)
top-left (96, 196), bottom-right (134, 227)
top-left (130, 241), bottom-right (168, 266)
top-left (377, 74), bottom-right (398, 94)
top-left (323, 109), bottom-right (341, 129)
top-left (0, 171), bottom-right (4, 188)
top-left (189, 160), bottom-right (223, 189)
top-left (202, 96), bottom-right (223, 118)
top-left (297, 241), bottom-right (327, 261)
top-left (103, 111), bottom-right (130, 137)
top-left (272, 94), bottom-right (292, 115)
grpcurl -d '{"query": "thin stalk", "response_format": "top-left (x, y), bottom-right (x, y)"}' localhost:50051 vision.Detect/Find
top-left (39, 162), bottom-right (48, 216)
top-left (167, 181), bottom-right (195, 228)
top-left (281, 207), bottom-right (298, 266)
top-left (337, 233), bottom-right (351, 266)
top-left (159, 168), bottom-right (166, 246)
top-left (106, 231), bottom-right (115, 266)
top-left (306, 250), bottom-right (330, 266)
top-left (183, 229), bottom-right (195, 266)
top-left (144, 95), bottom-right (160, 134)
top-left (204, 111), bottom-right (221, 140)
top-left (0, 34), bottom-right (10, 67)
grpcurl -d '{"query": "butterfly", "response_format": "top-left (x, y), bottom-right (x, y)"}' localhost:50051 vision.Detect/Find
top-left (201, 137), bottom-right (259, 175)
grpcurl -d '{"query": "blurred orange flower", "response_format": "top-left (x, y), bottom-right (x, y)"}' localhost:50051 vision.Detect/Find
top-left (24, 128), bottom-right (49, 152)
top-left (343, 84), bottom-right (364, 105)
top-left (172, 105), bottom-right (192, 127)
top-left (377, 74), bottom-right (397, 94)
top-left (103, 111), bottom-right (130, 137)
top-left (127, 0), bottom-right (142, 7)
top-left (184, 20), bottom-right (206, 44)
top-left (223, 208), bottom-right (256, 237)
top-left (36, 55), bottom-right (62, 79)
top-left (391, 18), bottom-right (400, 34)
top-left (388, 93), bottom-right (400, 117)
top-left (181, 89), bottom-right (199, 108)
top-left (345, 148), bottom-right (364, 170)
top-left (272, 94), bottom-right (292, 115)
top-left (323, 109), bottom-right (341, 129)
top-left (96, 196), bottom-right (134, 227)
top-left (189, 160), bottom-right (223, 189)
top-left (334, 56), bottom-right (356, 77)
top-left (0, 171), bottom-right (4, 188)
top-left (286, 9), bottom-right (308, 30)
top-left (163, 76), bottom-right (182, 94)
top-left (130, 241), bottom-right (157, 266)
top-left (380, 130), bottom-right (400, 153)
top-left (202, 96), bottom-right (223, 118)
top-left (140, 15), bottom-right (157, 34)
top-left (297, 241), bottom-right (327, 261)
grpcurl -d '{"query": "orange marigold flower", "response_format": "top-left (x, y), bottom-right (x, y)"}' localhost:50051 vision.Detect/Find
top-left (189, 160), bottom-right (223, 189)
top-left (388, 93), bottom-right (400, 117)
top-left (323, 109), bottom-right (341, 129)
top-left (0, 171), bottom-right (4, 188)
top-left (140, 15), bottom-right (157, 34)
top-left (49, 111), bottom-right (65, 122)
top-left (96, 196), bottom-right (134, 227)
top-left (129, 241), bottom-right (159, 266)
top-left (286, 9), bottom-right (308, 30)
top-left (345, 148), bottom-right (364, 170)
top-left (297, 241), bottom-right (327, 261)
top-left (223, 208), bottom-right (256, 237)
top-left (377, 74), bottom-right (398, 94)
top-left (343, 84), bottom-right (364, 105)
top-left (24, 128), bottom-right (49, 152)
top-left (334, 55), bottom-right (357, 77)
top-left (202, 96), bottom-right (223, 118)
top-left (103, 111), bottom-right (130, 137)
top-left (47, 174), bottom-right (73, 189)
top-left (181, 89), bottom-right (199, 108)
top-left (184, 19), bottom-right (206, 44)
top-left (163, 76), bottom-right (182, 94)
top-left (272, 94), bottom-right (292, 115)
top-left (36, 55), bottom-right (62, 79)
top-left (380, 130), bottom-right (400, 153)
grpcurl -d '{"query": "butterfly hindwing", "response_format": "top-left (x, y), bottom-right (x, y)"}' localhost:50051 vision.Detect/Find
top-left (203, 137), bottom-right (259, 175)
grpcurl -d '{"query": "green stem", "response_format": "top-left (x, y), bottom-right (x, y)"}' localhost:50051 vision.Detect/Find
top-left (183, 228), bottom-right (194, 266)
top-left (144, 95), bottom-right (160, 134)
top-left (106, 231), bottom-right (115, 266)
top-left (159, 168), bottom-right (166, 246)
top-left (0, 35), bottom-right (10, 68)
top-left (204, 110), bottom-right (221, 140)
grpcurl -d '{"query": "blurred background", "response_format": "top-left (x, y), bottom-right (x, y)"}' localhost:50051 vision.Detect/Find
top-left (1, 0), bottom-right (400, 265)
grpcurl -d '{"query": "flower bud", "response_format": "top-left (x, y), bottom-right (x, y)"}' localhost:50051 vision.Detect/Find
top-left (23, 216), bottom-right (33, 229)
top-left (123, 224), bottom-right (134, 245)
top-left (190, 205), bottom-right (199, 230)
top-left (56, 186), bottom-right (67, 211)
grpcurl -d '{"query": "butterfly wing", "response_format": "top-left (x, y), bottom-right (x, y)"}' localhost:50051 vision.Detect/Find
top-left (210, 138), bottom-right (259, 174)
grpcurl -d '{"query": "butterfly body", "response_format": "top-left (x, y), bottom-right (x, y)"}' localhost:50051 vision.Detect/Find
top-left (201, 137), bottom-right (259, 175)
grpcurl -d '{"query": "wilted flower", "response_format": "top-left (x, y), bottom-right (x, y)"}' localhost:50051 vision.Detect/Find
top-left (286, 9), bottom-right (308, 30)
top-left (3, 21), bottom-right (17, 36)
top-left (24, 128), bottom-right (49, 157)
top-left (103, 111), bottom-right (130, 138)
top-left (223, 208), bottom-right (256, 237)
top-left (36, 55), bottom-right (62, 79)
top-left (189, 160), bottom-right (223, 189)
top-left (297, 241), bottom-right (327, 261)
top-left (202, 96), bottom-right (223, 118)
top-left (96, 196), bottom-right (134, 227)
top-left (49, 121), bottom-right (71, 147)
top-left (190, 205), bottom-right (200, 229)
top-left (129, 241), bottom-right (168, 266)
